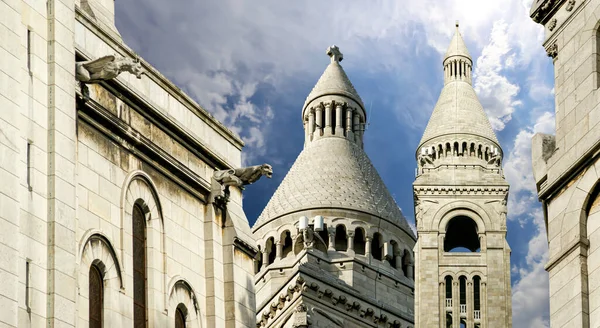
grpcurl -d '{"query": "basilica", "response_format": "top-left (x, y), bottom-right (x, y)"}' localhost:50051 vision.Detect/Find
top-left (1, 0), bottom-right (597, 327)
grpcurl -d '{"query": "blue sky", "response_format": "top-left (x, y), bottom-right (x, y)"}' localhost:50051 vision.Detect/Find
top-left (115, 1), bottom-right (555, 326)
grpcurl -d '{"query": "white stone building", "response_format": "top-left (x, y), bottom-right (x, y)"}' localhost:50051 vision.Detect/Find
top-left (413, 25), bottom-right (512, 328)
top-left (0, 0), bottom-right (259, 327)
top-left (529, 0), bottom-right (600, 327)
top-left (252, 46), bottom-right (417, 327)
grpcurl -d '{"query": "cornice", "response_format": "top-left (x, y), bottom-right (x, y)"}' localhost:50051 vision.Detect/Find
top-left (77, 94), bottom-right (210, 202)
top-left (530, 0), bottom-right (566, 24)
top-left (74, 7), bottom-right (244, 149)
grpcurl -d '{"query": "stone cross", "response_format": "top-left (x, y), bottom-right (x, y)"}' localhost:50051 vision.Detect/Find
top-left (326, 45), bottom-right (343, 63)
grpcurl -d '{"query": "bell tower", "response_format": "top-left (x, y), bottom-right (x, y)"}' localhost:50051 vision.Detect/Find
top-left (413, 23), bottom-right (512, 328)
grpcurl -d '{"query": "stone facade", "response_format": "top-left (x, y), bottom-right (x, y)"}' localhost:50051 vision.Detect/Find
top-left (529, 0), bottom-right (600, 327)
top-left (413, 25), bottom-right (512, 328)
top-left (253, 47), bottom-right (416, 328)
top-left (0, 1), bottom-right (258, 327)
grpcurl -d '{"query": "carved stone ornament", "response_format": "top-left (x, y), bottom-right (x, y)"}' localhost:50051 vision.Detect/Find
top-left (213, 163), bottom-right (273, 188)
top-left (546, 42), bottom-right (558, 59)
top-left (302, 227), bottom-right (315, 249)
top-left (566, 0), bottom-right (576, 11)
top-left (76, 55), bottom-right (144, 83)
top-left (531, 0), bottom-right (558, 23)
top-left (548, 18), bottom-right (557, 31)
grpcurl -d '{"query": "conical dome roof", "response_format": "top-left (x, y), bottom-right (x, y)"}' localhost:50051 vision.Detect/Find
top-left (419, 82), bottom-right (499, 146)
top-left (253, 138), bottom-right (413, 235)
top-left (303, 46), bottom-right (364, 112)
top-left (419, 23), bottom-right (499, 147)
top-left (444, 23), bottom-right (471, 60)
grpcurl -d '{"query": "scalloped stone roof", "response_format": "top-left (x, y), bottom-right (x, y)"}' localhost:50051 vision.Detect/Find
top-left (419, 81), bottom-right (499, 146)
top-left (303, 61), bottom-right (364, 112)
top-left (253, 137), bottom-right (413, 235)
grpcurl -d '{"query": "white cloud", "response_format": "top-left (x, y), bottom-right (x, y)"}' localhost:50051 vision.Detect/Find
top-left (503, 113), bottom-right (555, 328)
top-left (473, 21), bottom-right (520, 131)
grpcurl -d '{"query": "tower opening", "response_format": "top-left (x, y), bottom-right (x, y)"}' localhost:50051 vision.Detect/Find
top-left (334, 225), bottom-right (348, 251)
top-left (372, 233), bottom-right (383, 260)
top-left (266, 237), bottom-right (276, 265)
top-left (281, 231), bottom-right (293, 258)
top-left (444, 216), bottom-right (480, 252)
top-left (354, 227), bottom-right (366, 255)
top-left (318, 223), bottom-right (329, 249)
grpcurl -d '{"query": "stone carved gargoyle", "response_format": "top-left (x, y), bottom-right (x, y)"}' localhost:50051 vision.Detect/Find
top-left (211, 164), bottom-right (273, 227)
top-left (76, 55), bottom-right (144, 83)
top-left (213, 163), bottom-right (273, 188)
top-left (418, 153), bottom-right (434, 167)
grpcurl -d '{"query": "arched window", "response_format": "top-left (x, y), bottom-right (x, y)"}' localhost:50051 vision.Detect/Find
top-left (453, 142), bottom-right (459, 156)
top-left (444, 216), bottom-right (480, 252)
top-left (281, 231), bottom-right (293, 258)
top-left (401, 249), bottom-right (411, 275)
top-left (371, 233), bottom-right (383, 260)
top-left (132, 204), bottom-right (147, 328)
top-left (474, 276), bottom-right (481, 313)
top-left (175, 303), bottom-right (187, 328)
top-left (459, 276), bottom-right (467, 310)
top-left (446, 313), bottom-right (453, 328)
top-left (462, 142), bottom-right (467, 156)
top-left (266, 237), bottom-right (276, 265)
top-left (388, 240), bottom-right (399, 268)
top-left (445, 275), bottom-right (453, 306)
top-left (354, 228), bottom-right (366, 255)
top-left (89, 264), bottom-right (103, 328)
top-left (334, 225), bottom-right (348, 251)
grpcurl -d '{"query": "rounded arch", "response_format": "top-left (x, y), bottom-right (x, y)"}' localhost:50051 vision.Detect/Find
top-left (434, 203), bottom-right (490, 233)
top-left (120, 170), bottom-right (168, 312)
top-left (280, 230), bottom-right (293, 258)
top-left (167, 278), bottom-right (202, 328)
top-left (77, 232), bottom-right (124, 327)
top-left (444, 216), bottom-right (480, 252)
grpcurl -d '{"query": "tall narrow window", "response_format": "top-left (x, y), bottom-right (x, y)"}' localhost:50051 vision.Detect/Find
top-left (25, 259), bottom-right (31, 313)
top-left (371, 233), bottom-right (383, 260)
top-left (89, 265), bottom-right (103, 328)
top-left (27, 29), bottom-right (32, 72)
top-left (132, 205), bottom-right (147, 328)
top-left (27, 141), bottom-right (32, 191)
top-left (175, 304), bottom-right (186, 328)
top-left (281, 230), bottom-right (292, 258)
top-left (353, 228), bottom-right (365, 255)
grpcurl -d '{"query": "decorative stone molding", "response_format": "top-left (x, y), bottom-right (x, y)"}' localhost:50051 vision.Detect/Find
top-left (566, 0), bottom-right (576, 11)
top-left (546, 42), bottom-right (559, 59)
top-left (530, 0), bottom-right (560, 24)
top-left (414, 186), bottom-right (509, 196)
top-left (548, 18), bottom-right (558, 31)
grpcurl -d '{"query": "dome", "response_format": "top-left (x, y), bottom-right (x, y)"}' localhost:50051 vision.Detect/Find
top-left (253, 137), bottom-right (413, 236)
top-left (419, 81), bottom-right (499, 147)
top-left (303, 46), bottom-right (364, 114)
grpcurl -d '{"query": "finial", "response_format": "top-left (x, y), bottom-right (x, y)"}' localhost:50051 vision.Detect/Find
top-left (455, 20), bottom-right (459, 28)
top-left (326, 45), bottom-right (343, 63)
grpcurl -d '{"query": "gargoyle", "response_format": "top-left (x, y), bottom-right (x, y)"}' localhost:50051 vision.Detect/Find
top-left (418, 153), bottom-right (434, 167)
top-left (76, 55), bottom-right (144, 83)
top-left (211, 164), bottom-right (273, 227)
top-left (213, 163), bottom-right (273, 188)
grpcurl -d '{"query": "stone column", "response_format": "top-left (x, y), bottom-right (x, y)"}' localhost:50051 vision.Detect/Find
top-left (262, 250), bottom-right (269, 267)
top-left (276, 241), bottom-right (283, 260)
top-left (324, 102), bottom-right (333, 136)
top-left (365, 236), bottom-right (372, 259)
top-left (453, 281), bottom-right (460, 328)
top-left (358, 123), bottom-right (365, 148)
top-left (327, 227), bottom-right (336, 251)
top-left (315, 105), bottom-right (323, 139)
top-left (353, 113), bottom-right (360, 143)
top-left (440, 281), bottom-right (446, 326)
top-left (347, 231), bottom-right (355, 256)
top-left (335, 103), bottom-right (343, 136)
top-left (481, 282), bottom-right (487, 328)
top-left (407, 262), bottom-right (414, 280)
top-left (467, 280), bottom-right (474, 328)
top-left (308, 108), bottom-right (315, 142)
top-left (346, 107), bottom-right (353, 139)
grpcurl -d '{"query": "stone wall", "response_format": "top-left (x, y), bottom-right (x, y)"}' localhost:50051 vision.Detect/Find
top-left (530, 0), bottom-right (600, 326)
